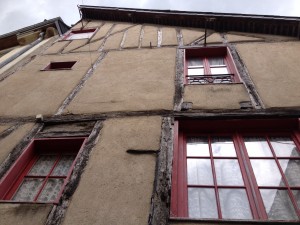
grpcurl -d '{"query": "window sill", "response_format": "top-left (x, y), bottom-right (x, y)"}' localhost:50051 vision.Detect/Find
top-left (169, 217), bottom-right (300, 224)
top-left (184, 82), bottom-right (244, 86)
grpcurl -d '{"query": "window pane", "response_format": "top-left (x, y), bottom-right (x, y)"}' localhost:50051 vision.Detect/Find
top-left (188, 188), bottom-right (218, 219)
top-left (37, 179), bottom-right (64, 202)
top-left (219, 188), bottom-right (252, 219)
top-left (187, 159), bottom-right (213, 185)
top-left (67, 32), bottom-right (93, 40)
top-left (12, 178), bottom-right (43, 201)
top-left (188, 58), bottom-right (203, 67)
top-left (211, 137), bottom-right (236, 157)
top-left (260, 189), bottom-right (298, 220)
top-left (188, 68), bottom-right (204, 76)
top-left (292, 190), bottom-right (300, 208)
top-left (187, 137), bottom-right (209, 157)
top-left (279, 160), bottom-right (300, 186)
top-left (208, 57), bottom-right (225, 66)
top-left (251, 160), bottom-right (284, 186)
top-left (270, 137), bottom-right (299, 157)
top-left (28, 155), bottom-right (57, 176)
top-left (210, 67), bottom-right (228, 75)
top-left (52, 155), bottom-right (76, 176)
top-left (214, 159), bottom-right (244, 185)
top-left (244, 137), bottom-right (273, 157)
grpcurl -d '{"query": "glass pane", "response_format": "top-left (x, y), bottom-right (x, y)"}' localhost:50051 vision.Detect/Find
top-left (219, 188), bottom-right (252, 219)
top-left (188, 58), bottom-right (203, 67)
top-left (214, 159), bottom-right (244, 185)
top-left (28, 155), bottom-right (57, 176)
top-left (188, 188), bottom-right (218, 219)
top-left (187, 159), bottom-right (213, 185)
top-left (211, 137), bottom-right (236, 157)
top-left (270, 137), bottom-right (299, 157)
top-left (251, 160), bottom-right (284, 186)
top-left (52, 155), bottom-right (76, 176)
top-left (208, 57), bottom-right (225, 66)
top-left (187, 137), bottom-right (209, 157)
top-left (188, 68), bottom-right (204, 76)
top-left (279, 160), bottom-right (300, 186)
top-left (37, 179), bottom-right (64, 202)
top-left (67, 32), bottom-right (93, 40)
top-left (210, 67), bottom-right (228, 75)
top-left (292, 190), bottom-right (300, 208)
top-left (244, 137), bottom-right (273, 157)
top-left (260, 189), bottom-right (298, 220)
top-left (12, 178), bottom-right (43, 201)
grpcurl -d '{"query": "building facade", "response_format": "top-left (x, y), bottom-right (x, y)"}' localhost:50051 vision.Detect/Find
top-left (0, 5), bottom-right (300, 225)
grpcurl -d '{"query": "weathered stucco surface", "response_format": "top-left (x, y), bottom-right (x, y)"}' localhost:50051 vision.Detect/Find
top-left (236, 42), bottom-right (300, 108)
top-left (182, 29), bottom-right (204, 45)
top-left (0, 123), bottom-right (34, 164)
top-left (91, 23), bottom-right (113, 41)
top-left (0, 204), bottom-right (52, 225)
top-left (62, 39), bottom-right (88, 53)
top-left (85, 21), bottom-right (103, 28)
top-left (161, 27), bottom-right (178, 46)
top-left (184, 83), bottom-right (250, 109)
top-left (66, 48), bottom-right (176, 114)
top-left (43, 41), bottom-right (70, 54)
top-left (62, 116), bottom-right (162, 225)
top-left (123, 25), bottom-right (141, 48)
top-left (0, 53), bottom-right (98, 117)
top-left (142, 26), bottom-right (158, 47)
top-left (207, 33), bottom-right (223, 43)
top-left (72, 20), bottom-right (88, 29)
top-left (0, 124), bottom-right (11, 133)
top-left (103, 32), bottom-right (123, 50)
top-left (72, 40), bottom-right (103, 52)
top-left (227, 33), bottom-right (263, 42)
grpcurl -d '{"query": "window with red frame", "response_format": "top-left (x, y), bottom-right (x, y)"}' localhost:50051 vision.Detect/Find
top-left (185, 47), bottom-right (239, 84)
top-left (171, 119), bottom-right (300, 221)
top-left (64, 28), bottom-right (96, 40)
top-left (0, 137), bottom-right (86, 203)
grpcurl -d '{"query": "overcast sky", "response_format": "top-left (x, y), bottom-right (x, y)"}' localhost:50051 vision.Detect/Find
top-left (1, 0), bottom-right (300, 35)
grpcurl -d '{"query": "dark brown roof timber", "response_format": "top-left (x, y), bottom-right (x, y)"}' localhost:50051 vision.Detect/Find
top-left (79, 5), bottom-right (300, 38)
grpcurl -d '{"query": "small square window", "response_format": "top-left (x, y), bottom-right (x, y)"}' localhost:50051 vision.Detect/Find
top-left (0, 137), bottom-right (86, 203)
top-left (41, 61), bottom-right (77, 71)
top-left (64, 28), bottom-right (96, 40)
top-left (185, 47), bottom-right (240, 84)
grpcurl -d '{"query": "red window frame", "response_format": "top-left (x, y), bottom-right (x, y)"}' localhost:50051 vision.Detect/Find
top-left (171, 119), bottom-right (300, 221)
top-left (184, 47), bottom-right (240, 84)
top-left (63, 28), bottom-right (96, 40)
top-left (0, 137), bottom-right (86, 204)
top-left (41, 61), bottom-right (77, 71)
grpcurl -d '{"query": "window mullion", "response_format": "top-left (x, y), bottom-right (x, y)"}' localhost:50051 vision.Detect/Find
top-left (204, 58), bottom-right (211, 75)
top-left (208, 136), bottom-right (222, 219)
top-left (235, 133), bottom-right (268, 220)
top-left (33, 154), bottom-right (61, 202)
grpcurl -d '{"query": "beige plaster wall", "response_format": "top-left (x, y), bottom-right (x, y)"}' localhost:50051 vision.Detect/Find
top-left (207, 33), bottom-right (223, 44)
top-left (184, 83), bottom-right (250, 110)
top-left (111, 23), bottom-right (133, 34)
top-left (161, 27), bottom-right (178, 46)
top-left (0, 204), bottom-right (52, 225)
top-left (236, 42), bottom-right (300, 108)
top-left (62, 39), bottom-right (88, 53)
top-left (43, 41), bottom-right (70, 54)
top-left (72, 20), bottom-right (88, 29)
top-left (0, 123), bottom-right (34, 164)
top-left (66, 48), bottom-right (176, 114)
top-left (142, 26), bottom-right (158, 47)
top-left (62, 116), bottom-right (162, 225)
top-left (0, 124), bottom-right (11, 133)
top-left (85, 21), bottom-right (103, 28)
top-left (0, 53), bottom-right (98, 117)
top-left (72, 40), bottom-right (103, 52)
top-left (103, 32), bottom-right (123, 50)
top-left (91, 23), bottom-right (113, 42)
top-left (182, 29), bottom-right (204, 45)
top-left (226, 33), bottom-right (263, 42)
top-left (123, 25), bottom-right (142, 48)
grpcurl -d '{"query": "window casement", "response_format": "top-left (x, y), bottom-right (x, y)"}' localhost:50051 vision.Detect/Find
top-left (171, 119), bottom-right (300, 221)
top-left (0, 137), bottom-right (86, 203)
top-left (185, 47), bottom-right (240, 84)
top-left (63, 28), bottom-right (96, 40)
top-left (41, 61), bottom-right (77, 71)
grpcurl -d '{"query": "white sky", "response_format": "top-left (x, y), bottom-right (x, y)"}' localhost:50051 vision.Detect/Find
top-left (0, 0), bottom-right (300, 35)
